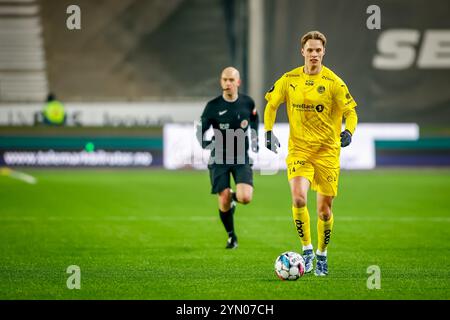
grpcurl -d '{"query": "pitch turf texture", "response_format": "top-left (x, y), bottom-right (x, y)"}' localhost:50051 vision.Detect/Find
top-left (1, 169), bottom-right (449, 300)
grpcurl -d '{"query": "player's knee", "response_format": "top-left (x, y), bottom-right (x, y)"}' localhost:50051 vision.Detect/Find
top-left (218, 189), bottom-right (232, 207)
top-left (292, 195), bottom-right (307, 208)
top-left (237, 193), bottom-right (252, 204)
top-left (319, 212), bottom-right (332, 221)
top-left (318, 205), bottom-right (332, 220)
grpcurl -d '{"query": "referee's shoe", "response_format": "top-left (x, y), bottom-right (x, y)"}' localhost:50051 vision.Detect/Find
top-left (226, 234), bottom-right (238, 249)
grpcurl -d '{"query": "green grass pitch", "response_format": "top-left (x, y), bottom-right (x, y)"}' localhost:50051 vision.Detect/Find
top-left (0, 168), bottom-right (449, 300)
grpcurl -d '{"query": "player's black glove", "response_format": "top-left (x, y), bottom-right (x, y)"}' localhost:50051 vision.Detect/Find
top-left (340, 129), bottom-right (352, 147)
top-left (251, 131), bottom-right (259, 153)
top-left (265, 131), bottom-right (280, 153)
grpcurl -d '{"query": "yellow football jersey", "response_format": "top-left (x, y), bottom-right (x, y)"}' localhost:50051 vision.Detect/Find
top-left (264, 66), bottom-right (357, 155)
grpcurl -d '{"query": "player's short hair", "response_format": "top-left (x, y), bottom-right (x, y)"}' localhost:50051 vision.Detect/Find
top-left (301, 31), bottom-right (327, 48)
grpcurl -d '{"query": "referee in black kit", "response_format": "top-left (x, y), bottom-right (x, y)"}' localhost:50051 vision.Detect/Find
top-left (197, 67), bottom-right (259, 249)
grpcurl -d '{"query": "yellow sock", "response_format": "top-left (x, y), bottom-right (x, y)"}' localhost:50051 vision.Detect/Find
top-left (317, 214), bottom-right (334, 253)
top-left (292, 206), bottom-right (311, 247)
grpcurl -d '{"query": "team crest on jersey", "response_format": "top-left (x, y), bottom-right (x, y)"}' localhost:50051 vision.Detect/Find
top-left (317, 85), bottom-right (326, 94)
top-left (240, 119), bottom-right (249, 129)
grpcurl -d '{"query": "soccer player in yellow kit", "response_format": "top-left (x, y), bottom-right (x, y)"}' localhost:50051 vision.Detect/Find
top-left (264, 31), bottom-right (358, 276)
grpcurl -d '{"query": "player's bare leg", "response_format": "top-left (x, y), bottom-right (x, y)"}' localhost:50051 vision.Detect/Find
top-left (317, 193), bottom-right (333, 221)
top-left (289, 176), bottom-right (310, 207)
top-left (218, 188), bottom-right (238, 249)
top-left (315, 193), bottom-right (334, 276)
top-left (235, 183), bottom-right (253, 204)
top-left (218, 188), bottom-right (233, 211)
top-left (289, 176), bottom-right (315, 272)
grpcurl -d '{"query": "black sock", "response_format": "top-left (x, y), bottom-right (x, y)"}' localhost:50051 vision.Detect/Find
top-left (219, 206), bottom-right (236, 237)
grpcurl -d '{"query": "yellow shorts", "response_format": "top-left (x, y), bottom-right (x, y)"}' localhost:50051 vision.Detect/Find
top-left (286, 150), bottom-right (340, 197)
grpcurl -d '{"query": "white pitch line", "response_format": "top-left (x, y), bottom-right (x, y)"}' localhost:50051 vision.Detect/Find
top-left (6, 169), bottom-right (37, 184)
top-left (337, 216), bottom-right (450, 222)
top-left (1, 167), bottom-right (37, 184)
top-left (0, 216), bottom-right (449, 223)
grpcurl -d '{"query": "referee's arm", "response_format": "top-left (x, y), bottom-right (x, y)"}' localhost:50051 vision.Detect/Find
top-left (196, 107), bottom-right (213, 149)
top-left (250, 106), bottom-right (259, 136)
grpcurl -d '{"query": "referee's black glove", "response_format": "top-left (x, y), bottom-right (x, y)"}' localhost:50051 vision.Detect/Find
top-left (202, 139), bottom-right (211, 149)
top-left (265, 131), bottom-right (280, 153)
top-left (340, 129), bottom-right (352, 147)
top-left (202, 137), bottom-right (215, 149)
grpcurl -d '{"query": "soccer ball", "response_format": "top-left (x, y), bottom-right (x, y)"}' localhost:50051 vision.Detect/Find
top-left (274, 251), bottom-right (305, 280)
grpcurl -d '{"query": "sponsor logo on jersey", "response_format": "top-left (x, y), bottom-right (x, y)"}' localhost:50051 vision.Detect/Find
top-left (317, 85), bottom-right (326, 94)
top-left (305, 80), bottom-right (314, 86)
top-left (293, 103), bottom-right (315, 111)
top-left (293, 104), bottom-right (326, 113)
top-left (219, 123), bottom-right (230, 130)
top-left (218, 110), bottom-right (227, 116)
top-left (292, 160), bottom-right (306, 166)
top-left (290, 84), bottom-right (298, 91)
top-left (322, 75), bottom-right (334, 82)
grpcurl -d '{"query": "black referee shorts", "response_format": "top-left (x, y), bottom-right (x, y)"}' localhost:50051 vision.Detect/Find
top-left (208, 164), bottom-right (253, 194)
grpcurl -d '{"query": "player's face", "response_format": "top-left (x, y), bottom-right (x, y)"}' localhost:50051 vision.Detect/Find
top-left (301, 39), bottom-right (325, 68)
top-left (221, 70), bottom-right (241, 96)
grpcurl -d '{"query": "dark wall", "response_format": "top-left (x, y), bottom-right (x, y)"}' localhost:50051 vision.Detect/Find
top-left (40, 0), bottom-right (450, 125)
top-left (41, 0), bottom-right (233, 101)
top-left (264, 0), bottom-right (450, 125)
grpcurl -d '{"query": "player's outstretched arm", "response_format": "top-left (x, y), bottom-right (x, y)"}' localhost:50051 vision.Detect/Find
top-left (341, 108), bottom-right (358, 147)
top-left (263, 76), bottom-right (286, 153)
top-left (263, 101), bottom-right (282, 153)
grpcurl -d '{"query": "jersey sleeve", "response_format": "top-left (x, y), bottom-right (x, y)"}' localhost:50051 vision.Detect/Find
top-left (249, 98), bottom-right (259, 136)
top-left (264, 75), bottom-right (287, 131)
top-left (343, 107), bottom-right (358, 135)
top-left (333, 78), bottom-right (357, 114)
top-left (196, 103), bottom-right (213, 148)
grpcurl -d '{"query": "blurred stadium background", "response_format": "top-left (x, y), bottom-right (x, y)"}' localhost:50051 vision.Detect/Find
top-left (0, 0), bottom-right (449, 300)
top-left (1, 0), bottom-right (449, 168)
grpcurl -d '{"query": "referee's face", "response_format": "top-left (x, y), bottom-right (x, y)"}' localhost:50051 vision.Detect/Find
top-left (302, 39), bottom-right (325, 69)
top-left (221, 68), bottom-right (241, 96)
